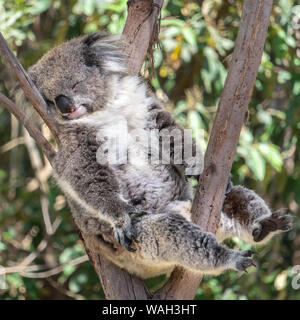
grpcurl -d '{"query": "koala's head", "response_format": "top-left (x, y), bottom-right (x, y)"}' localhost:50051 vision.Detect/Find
top-left (28, 32), bottom-right (127, 121)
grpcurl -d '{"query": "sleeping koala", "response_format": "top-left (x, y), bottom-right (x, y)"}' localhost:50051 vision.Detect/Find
top-left (26, 32), bottom-right (291, 279)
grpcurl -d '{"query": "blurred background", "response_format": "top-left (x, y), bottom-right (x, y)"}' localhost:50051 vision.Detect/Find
top-left (0, 0), bottom-right (299, 300)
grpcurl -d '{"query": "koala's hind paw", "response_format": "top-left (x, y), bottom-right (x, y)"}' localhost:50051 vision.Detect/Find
top-left (252, 212), bottom-right (292, 243)
top-left (113, 218), bottom-right (138, 252)
top-left (235, 250), bottom-right (257, 273)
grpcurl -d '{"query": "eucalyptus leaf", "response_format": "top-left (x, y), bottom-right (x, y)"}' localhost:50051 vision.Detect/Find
top-left (258, 143), bottom-right (283, 171)
top-left (246, 147), bottom-right (266, 181)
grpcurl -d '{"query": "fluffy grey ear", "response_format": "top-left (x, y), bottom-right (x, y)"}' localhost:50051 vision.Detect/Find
top-left (82, 31), bottom-right (127, 73)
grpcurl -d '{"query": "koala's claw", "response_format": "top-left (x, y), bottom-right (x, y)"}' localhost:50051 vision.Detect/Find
top-left (114, 227), bottom-right (137, 252)
top-left (114, 209), bottom-right (149, 249)
top-left (113, 217), bottom-right (138, 252)
top-left (236, 257), bottom-right (256, 272)
top-left (234, 250), bottom-right (257, 273)
top-left (130, 227), bottom-right (139, 243)
top-left (252, 212), bottom-right (292, 242)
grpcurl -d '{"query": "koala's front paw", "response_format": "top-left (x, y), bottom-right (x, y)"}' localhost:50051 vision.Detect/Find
top-left (252, 212), bottom-right (292, 243)
top-left (113, 215), bottom-right (138, 253)
top-left (233, 250), bottom-right (257, 273)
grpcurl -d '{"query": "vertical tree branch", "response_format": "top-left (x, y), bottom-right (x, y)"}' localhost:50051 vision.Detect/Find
top-left (156, 0), bottom-right (273, 300)
top-left (122, 0), bottom-right (164, 74)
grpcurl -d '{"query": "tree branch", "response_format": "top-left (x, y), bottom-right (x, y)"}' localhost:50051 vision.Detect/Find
top-left (0, 92), bottom-right (56, 163)
top-left (156, 0), bottom-right (273, 300)
top-left (122, 0), bottom-right (164, 74)
top-left (0, 32), bottom-right (60, 143)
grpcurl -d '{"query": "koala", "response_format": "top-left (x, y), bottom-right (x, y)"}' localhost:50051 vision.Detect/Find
top-left (27, 32), bottom-right (291, 279)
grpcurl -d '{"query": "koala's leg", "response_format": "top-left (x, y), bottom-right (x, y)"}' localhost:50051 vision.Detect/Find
top-left (133, 213), bottom-right (256, 275)
top-left (217, 186), bottom-right (292, 244)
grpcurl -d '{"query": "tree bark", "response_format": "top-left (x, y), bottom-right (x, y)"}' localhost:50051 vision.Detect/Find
top-left (122, 0), bottom-right (164, 74)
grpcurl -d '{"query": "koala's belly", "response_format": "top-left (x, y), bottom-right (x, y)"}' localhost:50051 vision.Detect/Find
top-left (114, 164), bottom-right (185, 213)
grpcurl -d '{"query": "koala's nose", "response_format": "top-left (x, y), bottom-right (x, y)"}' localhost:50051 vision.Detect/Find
top-left (55, 95), bottom-right (75, 114)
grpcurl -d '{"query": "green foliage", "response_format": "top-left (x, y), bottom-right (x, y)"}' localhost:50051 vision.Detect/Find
top-left (0, 0), bottom-right (299, 300)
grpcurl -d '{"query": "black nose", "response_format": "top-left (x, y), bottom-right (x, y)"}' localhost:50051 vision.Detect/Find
top-left (55, 95), bottom-right (74, 114)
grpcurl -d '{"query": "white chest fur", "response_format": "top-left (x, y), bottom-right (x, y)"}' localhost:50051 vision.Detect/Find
top-left (70, 75), bottom-right (156, 168)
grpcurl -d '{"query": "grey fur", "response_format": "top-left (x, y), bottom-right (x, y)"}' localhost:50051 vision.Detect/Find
top-left (28, 32), bottom-right (292, 279)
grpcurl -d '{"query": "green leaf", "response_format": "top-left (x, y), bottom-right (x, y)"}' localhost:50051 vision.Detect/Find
top-left (293, 81), bottom-right (300, 95)
top-left (240, 129), bottom-right (254, 145)
top-left (63, 265), bottom-right (76, 277)
top-left (59, 245), bottom-right (83, 264)
top-left (201, 47), bottom-right (226, 93)
top-left (0, 241), bottom-right (6, 251)
top-left (257, 109), bottom-right (272, 125)
top-left (246, 147), bottom-right (266, 180)
top-left (258, 143), bottom-right (283, 171)
top-left (182, 27), bottom-right (197, 47)
top-left (6, 274), bottom-right (23, 287)
top-left (173, 101), bottom-right (187, 117)
top-left (69, 272), bottom-right (88, 293)
top-left (26, 0), bottom-right (51, 15)
top-left (278, 70), bottom-right (292, 84)
top-left (0, 170), bottom-right (7, 180)
top-left (187, 110), bottom-right (203, 130)
top-left (161, 19), bottom-right (185, 27)
top-left (69, 278), bottom-right (80, 293)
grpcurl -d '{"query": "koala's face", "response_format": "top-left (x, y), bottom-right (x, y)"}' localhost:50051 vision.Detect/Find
top-left (28, 32), bottom-right (126, 120)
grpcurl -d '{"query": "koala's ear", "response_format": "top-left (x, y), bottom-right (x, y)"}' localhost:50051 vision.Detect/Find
top-left (82, 32), bottom-right (108, 47)
top-left (82, 31), bottom-right (127, 73)
top-left (82, 32), bottom-right (107, 68)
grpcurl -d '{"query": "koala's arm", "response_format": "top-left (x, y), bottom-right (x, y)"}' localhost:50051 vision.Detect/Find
top-left (133, 213), bottom-right (256, 274)
top-left (148, 103), bottom-right (203, 177)
top-left (52, 148), bottom-right (137, 251)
